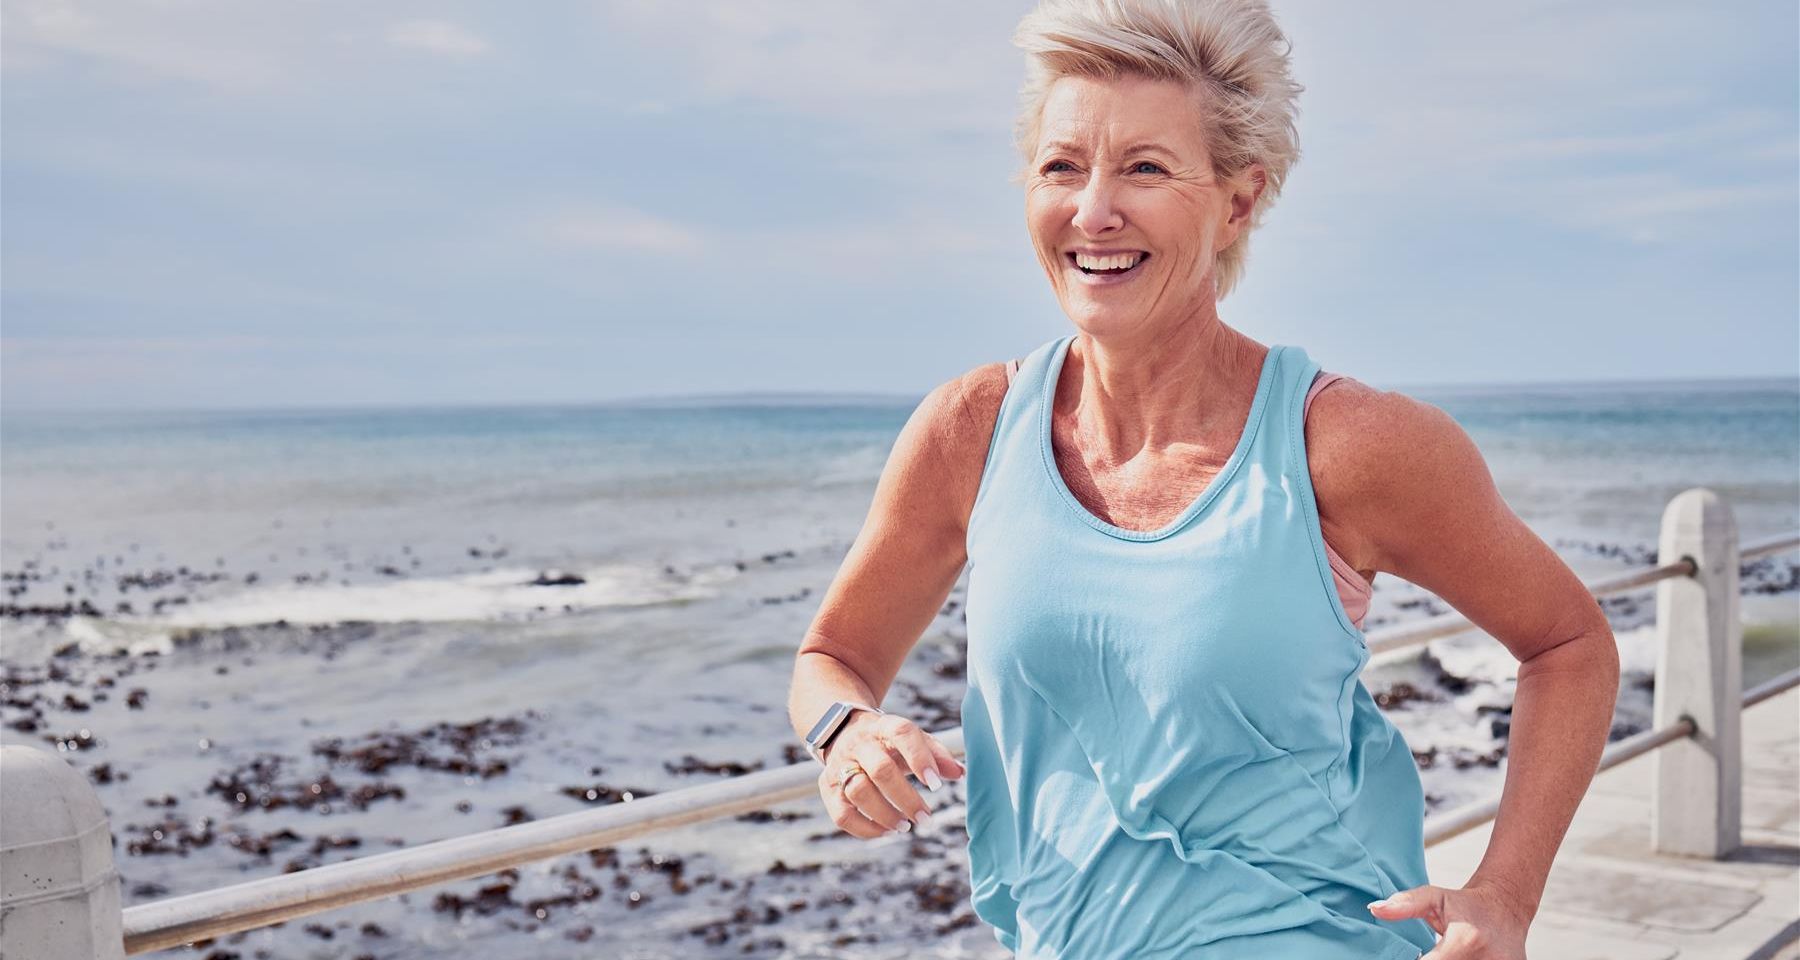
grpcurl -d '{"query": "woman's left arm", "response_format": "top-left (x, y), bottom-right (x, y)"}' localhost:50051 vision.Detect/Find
top-left (1309, 385), bottom-right (1622, 957)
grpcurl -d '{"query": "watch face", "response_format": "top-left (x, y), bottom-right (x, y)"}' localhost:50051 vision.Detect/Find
top-left (805, 703), bottom-right (848, 746)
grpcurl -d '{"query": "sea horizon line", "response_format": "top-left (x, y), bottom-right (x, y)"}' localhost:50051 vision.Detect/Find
top-left (2, 371), bottom-right (1795, 419)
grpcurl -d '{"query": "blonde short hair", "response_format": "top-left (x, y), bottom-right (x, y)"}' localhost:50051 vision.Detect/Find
top-left (1012, 0), bottom-right (1304, 300)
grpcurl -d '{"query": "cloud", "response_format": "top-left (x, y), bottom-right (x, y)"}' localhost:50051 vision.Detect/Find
top-left (1548, 177), bottom-right (1797, 245)
top-left (1275, 2), bottom-right (1797, 247)
top-left (734, 213), bottom-right (1017, 279)
top-left (514, 203), bottom-right (1014, 279)
top-left (0, 333), bottom-right (578, 411)
top-left (1490, 111), bottom-right (1790, 163)
top-left (386, 19), bottom-right (490, 58)
top-left (2, 0), bottom-right (293, 90)
top-left (530, 206), bottom-right (708, 256)
top-left (1, 0), bottom-right (1793, 409)
top-left (591, 1), bottom-right (1027, 136)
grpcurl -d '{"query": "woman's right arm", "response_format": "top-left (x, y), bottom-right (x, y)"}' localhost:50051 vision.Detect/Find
top-left (787, 361), bottom-right (1011, 838)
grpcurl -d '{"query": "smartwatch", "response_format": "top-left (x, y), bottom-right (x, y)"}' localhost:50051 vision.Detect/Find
top-left (804, 700), bottom-right (883, 764)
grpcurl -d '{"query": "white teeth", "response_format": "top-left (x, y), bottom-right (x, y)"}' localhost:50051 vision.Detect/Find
top-left (1073, 252), bottom-right (1144, 271)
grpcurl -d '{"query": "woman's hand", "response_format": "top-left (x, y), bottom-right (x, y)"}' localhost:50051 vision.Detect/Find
top-left (1368, 881), bottom-right (1531, 958)
top-left (817, 711), bottom-right (965, 839)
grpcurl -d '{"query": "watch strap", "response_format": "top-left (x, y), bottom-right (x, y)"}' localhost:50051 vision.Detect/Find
top-left (805, 700), bottom-right (883, 763)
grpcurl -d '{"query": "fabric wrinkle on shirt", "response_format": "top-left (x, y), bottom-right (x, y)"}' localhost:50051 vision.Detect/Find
top-left (967, 336), bottom-right (1438, 959)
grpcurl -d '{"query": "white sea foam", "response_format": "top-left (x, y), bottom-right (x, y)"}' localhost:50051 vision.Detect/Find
top-left (1420, 632), bottom-right (1523, 686)
top-left (1613, 621), bottom-right (1661, 678)
top-left (1384, 618), bottom-right (1662, 689)
top-left (149, 562), bottom-right (737, 629)
top-left (810, 444), bottom-right (887, 487)
top-left (58, 615), bottom-right (178, 658)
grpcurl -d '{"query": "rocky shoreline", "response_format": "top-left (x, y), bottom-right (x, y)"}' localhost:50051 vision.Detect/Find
top-left (1, 535), bottom-right (1795, 959)
top-left (1, 612), bottom-right (1007, 959)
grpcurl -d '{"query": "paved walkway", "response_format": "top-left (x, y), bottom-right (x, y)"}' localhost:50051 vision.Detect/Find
top-left (1427, 685), bottom-right (1800, 960)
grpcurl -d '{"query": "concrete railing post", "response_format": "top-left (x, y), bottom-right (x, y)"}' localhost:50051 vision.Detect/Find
top-left (1651, 487), bottom-right (1742, 858)
top-left (0, 744), bottom-right (126, 959)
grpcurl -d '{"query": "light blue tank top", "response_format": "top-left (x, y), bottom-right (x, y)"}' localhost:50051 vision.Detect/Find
top-left (960, 333), bottom-right (1437, 959)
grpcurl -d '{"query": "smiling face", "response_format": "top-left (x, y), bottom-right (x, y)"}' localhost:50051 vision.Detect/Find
top-left (1024, 73), bottom-right (1262, 335)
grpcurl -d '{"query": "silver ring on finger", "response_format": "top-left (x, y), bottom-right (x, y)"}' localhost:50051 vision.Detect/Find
top-left (835, 760), bottom-right (869, 793)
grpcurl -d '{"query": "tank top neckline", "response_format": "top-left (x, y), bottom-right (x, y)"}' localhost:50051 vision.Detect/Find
top-left (1037, 334), bottom-right (1284, 543)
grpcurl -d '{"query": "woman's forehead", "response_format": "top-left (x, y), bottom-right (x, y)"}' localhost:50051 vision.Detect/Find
top-left (1037, 75), bottom-right (1206, 153)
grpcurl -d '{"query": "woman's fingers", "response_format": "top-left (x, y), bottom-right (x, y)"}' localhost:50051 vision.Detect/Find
top-left (850, 739), bottom-right (924, 831)
top-left (818, 768), bottom-right (892, 839)
top-left (815, 714), bottom-right (967, 840)
top-left (924, 735), bottom-right (967, 782)
top-left (883, 724), bottom-right (955, 794)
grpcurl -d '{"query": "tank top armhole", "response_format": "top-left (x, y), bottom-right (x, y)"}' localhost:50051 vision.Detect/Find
top-left (1297, 366), bottom-right (1374, 639)
top-left (969, 357), bottom-right (1025, 551)
top-left (1305, 370), bottom-right (1374, 602)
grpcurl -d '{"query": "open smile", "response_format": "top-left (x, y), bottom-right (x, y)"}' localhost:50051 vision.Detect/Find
top-left (1066, 250), bottom-right (1150, 284)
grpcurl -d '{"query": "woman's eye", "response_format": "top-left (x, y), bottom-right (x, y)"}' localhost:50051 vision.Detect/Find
top-left (1132, 161), bottom-right (1166, 174)
top-left (1042, 160), bottom-right (1075, 174)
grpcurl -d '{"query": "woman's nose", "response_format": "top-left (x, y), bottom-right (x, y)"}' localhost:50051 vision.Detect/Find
top-left (1071, 175), bottom-right (1124, 236)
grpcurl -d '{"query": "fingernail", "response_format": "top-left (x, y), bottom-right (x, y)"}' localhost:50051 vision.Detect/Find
top-left (1366, 899), bottom-right (1387, 911)
top-left (896, 819), bottom-right (912, 833)
top-left (913, 807), bottom-right (932, 828)
top-left (923, 768), bottom-right (944, 791)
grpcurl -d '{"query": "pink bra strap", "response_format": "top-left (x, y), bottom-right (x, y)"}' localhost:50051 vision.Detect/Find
top-left (1005, 358), bottom-right (1021, 385)
top-left (1304, 370), bottom-right (1347, 415)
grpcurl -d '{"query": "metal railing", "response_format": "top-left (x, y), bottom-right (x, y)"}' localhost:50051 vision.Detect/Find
top-left (1422, 665), bottom-right (1797, 846)
top-left (2, 490), bottom-right (1795, 957)
top-left (1396, 530), bottom-right (1800, 847)
top-left (1366, 529), bottom-right (1794, 659)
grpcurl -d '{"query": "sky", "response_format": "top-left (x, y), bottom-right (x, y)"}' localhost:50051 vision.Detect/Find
top-left (3, 0), bottom-right (1796, 411)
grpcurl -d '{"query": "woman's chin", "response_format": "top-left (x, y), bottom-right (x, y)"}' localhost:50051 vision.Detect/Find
top-left (1059, 303), bottom-right (1147, 333)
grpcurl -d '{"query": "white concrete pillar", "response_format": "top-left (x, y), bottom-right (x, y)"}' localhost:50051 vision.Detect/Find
top-left (0, 744), bottom-right (125, 959)
top-left (1651, 487), bottom-right (1742, 858)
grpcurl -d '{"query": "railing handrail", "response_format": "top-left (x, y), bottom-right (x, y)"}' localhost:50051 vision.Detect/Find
top-left (1423, 666), bottom-right (1799, 846)
top-left (107, 527), bottom-right (1800, 955)
top-left (1365, 529), bottom-right (1797, 658)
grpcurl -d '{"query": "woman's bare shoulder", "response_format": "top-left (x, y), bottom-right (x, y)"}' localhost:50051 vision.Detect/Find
top-left (939, 360), bottom-right (1015, 449)
top-left (799, 360), bottom-right (1015, 686)
top-left (1305, 374), bottom-right (1496, 571)
top-left (936, 360), bottom-right (1022, 500)
top-left (904, 360), bottom-right (1015, 525)
top-left (1306, 374), bottom-right (1467, 480)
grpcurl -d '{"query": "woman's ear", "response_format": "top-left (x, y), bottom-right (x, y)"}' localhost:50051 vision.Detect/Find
top-left (1218, 164), bottom-right (1266, 250)
top-left (1229, 165), bottom-right (1266, 226)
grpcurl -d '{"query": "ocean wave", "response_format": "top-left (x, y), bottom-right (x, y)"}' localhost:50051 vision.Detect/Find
top-left (809, 444), bottom-right (888, 488)
top-left (135, 562), bottom-right (739, 630)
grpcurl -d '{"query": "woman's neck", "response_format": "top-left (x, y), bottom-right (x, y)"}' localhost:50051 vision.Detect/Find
top-left (1059, 320), bottom-right (1266, 460)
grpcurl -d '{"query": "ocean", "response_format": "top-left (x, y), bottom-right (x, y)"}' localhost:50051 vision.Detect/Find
top-left (2, 373), bottom-right (1796, 959)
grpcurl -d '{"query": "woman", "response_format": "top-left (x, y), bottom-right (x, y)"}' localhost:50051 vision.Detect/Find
top-left (787, 1), bottom-right (1620, 957)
